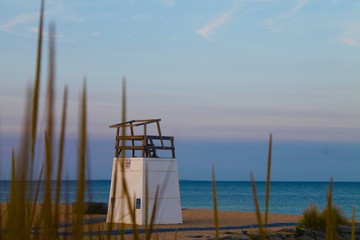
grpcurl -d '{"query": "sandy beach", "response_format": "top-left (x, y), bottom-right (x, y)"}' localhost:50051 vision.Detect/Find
top-left (55, 205), bottom-right (301, 239)
top-left (0, 202), bottom-right (300, 239)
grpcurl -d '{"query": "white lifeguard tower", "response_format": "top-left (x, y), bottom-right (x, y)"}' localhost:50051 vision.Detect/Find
top-left (106, 119), bottom-right (183, 225)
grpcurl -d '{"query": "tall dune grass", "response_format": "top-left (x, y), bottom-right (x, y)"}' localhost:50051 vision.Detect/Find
top-left (250, 172), bottom-right (266, 240)
top-left (1, 1), bottom-right (105, 239)
top-left (351, 207), bottom-right (356, 240)
top-left (264, 133), bottom-right (272, 225)
top-left (0, 13), bottom-right (160, 234)
top-left (212, 164), bottom-right (219, 240)
top-left (1, 0), bottom-right (357, 239)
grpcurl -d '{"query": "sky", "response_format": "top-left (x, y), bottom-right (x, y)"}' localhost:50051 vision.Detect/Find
top-left (0, 0), bottom-right (359, 181)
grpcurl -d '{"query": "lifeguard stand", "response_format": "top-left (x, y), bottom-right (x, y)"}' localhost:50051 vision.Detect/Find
top-left (106, 119), bottom-right (183, 225)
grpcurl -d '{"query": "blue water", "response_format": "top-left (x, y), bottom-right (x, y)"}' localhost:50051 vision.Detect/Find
top-left (180, 181), bottom-right (360, 218)
top-left (1, 180), bottom-right (359, 219)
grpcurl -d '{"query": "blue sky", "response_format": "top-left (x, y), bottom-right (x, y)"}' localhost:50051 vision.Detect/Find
top-left (0, 0), bottom-right (360, 180)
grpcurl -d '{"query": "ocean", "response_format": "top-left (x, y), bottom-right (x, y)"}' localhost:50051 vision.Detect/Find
top-left (1, 180), bottom-right (359, 219)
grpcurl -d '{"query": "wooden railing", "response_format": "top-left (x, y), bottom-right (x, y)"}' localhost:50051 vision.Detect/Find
top-left (110, 119), bottom-right (175, 158)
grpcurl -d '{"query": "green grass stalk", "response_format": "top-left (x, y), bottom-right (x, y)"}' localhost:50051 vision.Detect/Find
top-left (0, 145), bottom-right (2, 240)
top-left (73, 79), bottom-right (88, 239)
top-left (0, 210), bottom-right (2, 240)
top-left (7, 88), bottom-right (34, 240)
top-left (54, 86), bottom-right (68, 228)
top-left (31, 0), bottom-right (44, 165)
top-left (40, 23), bottom-right (56, 238)
top-left (212, 164), bottom-right (219, 240)
top-left (147, 186), bottom-right (160, 240)
top-left (26, 2), bottom-right (44, 234)
top-left (145, 163), bottom-right (150, 239)
top-left (28, 0), bottom-right (44, 208)
top-left (265, 133), bottom-right (272, 225)
top-left (250, 172), bottom-right (266, 240)
top-left (351, 206), bottom-right (356, 240)
top-left (64, 177), bottom-right (71, 238)
top-left (107, 78), bottom-right (128, 239)
top-left (299, 204), bottom-right (321, 228)
top-left (121, 78), bottom-right (141, 240)
top-left (0, 199), bottom-right (2, 240)
top-left (325, 177), bottom-right (336, 240)
top-left (30, 163), bottom-right (44, 233)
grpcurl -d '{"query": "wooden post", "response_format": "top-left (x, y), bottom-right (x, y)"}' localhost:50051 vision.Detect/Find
top-left (115, 127), bottom-right (120, 157)
top-left (156, 120), bottom-right (164, 148)
top-left (171, 138), bottom-right (175, 158)
top-left (130, 124), bottom-right (135, 157)
top-left (110, 119), bottom-right (175, 159)
top-left (141, 124), bottom-right (147, 157)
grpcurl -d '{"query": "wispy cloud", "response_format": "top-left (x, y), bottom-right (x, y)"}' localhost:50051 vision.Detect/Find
top-left (0, 12), bottom-right (49, 41)
top-left (264, 0), bottom-right (309, 32)
top-left (90, 31), bottom-right (102, 37)
top-left (337, 25), bottom-right (360, 47)
top-left (119, 14), bottom-right (144, 22)
top-left (196, 5), bottom-right (238, 40)
top-left (0, 11), bottom-right (72, 43)
top-left (29, 26), bottom-right (70, 43)
top-left (339, 37), bottom-right (357, 47)
top-left (0, 12), bottom-right (39, 32)
top-left (0, 4), bottom-right (88, 43)
top-left (161, 0), bottom-right (175, 7)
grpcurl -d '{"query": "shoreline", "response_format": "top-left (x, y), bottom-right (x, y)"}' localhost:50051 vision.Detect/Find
top-left (60, 206), bottom-right (302, 239)
top-left (6, 204), bottom-right (359, 239)
top-left (1, 202), bottom-right (301, 239)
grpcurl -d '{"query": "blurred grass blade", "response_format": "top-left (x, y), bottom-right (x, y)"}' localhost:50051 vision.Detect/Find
top-left (147, 185), bottom-right (160, 240)
top-left (173, 231), bottom-right (178, 240)
top-left (128, 194), bottom-right (139, 240)
top-left (250, 172), bottom-right (266, 240)
top-left (31, 0), bottom-right (44, 169)
top-left (26, 0), bottom-right (44, 233)
top-left (7, 87), bottom-right (33, 239)
top-left (325, 177), bottom-right (336, 240)
top-left (265, 133), bottom-right (272, 225)
top-left (0, 124), bottom-right (1, 239)
top-left (41, 23), bottom-right (56, 238)
top-left (145, 163), bottom-right (149, 239)
top-left (107, 78), bottom-right (127, 239)
top-left (351, 206), bottom-right (356, 240)
top-left (74, 79), bottom-right (88, 239)
top-left (30, 163), bottom-right (44, 227)
top-left (121, 77), bottom-right (126, 135)
top-left (65, 176), bottom-right (71, 237)
top-left (54, 86), bottom-right (68, 228)
top-left (120, 77), bottom-right (131, 239)
top-left (31, 0), bottom-right (44, 156)
top-left (11, 149), bottom-right (15, 184)
top-left (212, 164), bottom-right (219, 240)
top-left (0, 204), bottom-right (2, 240)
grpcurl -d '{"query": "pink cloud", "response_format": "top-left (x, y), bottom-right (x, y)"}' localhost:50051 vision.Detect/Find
top-left (196, 5), bottom-right (239, 40)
